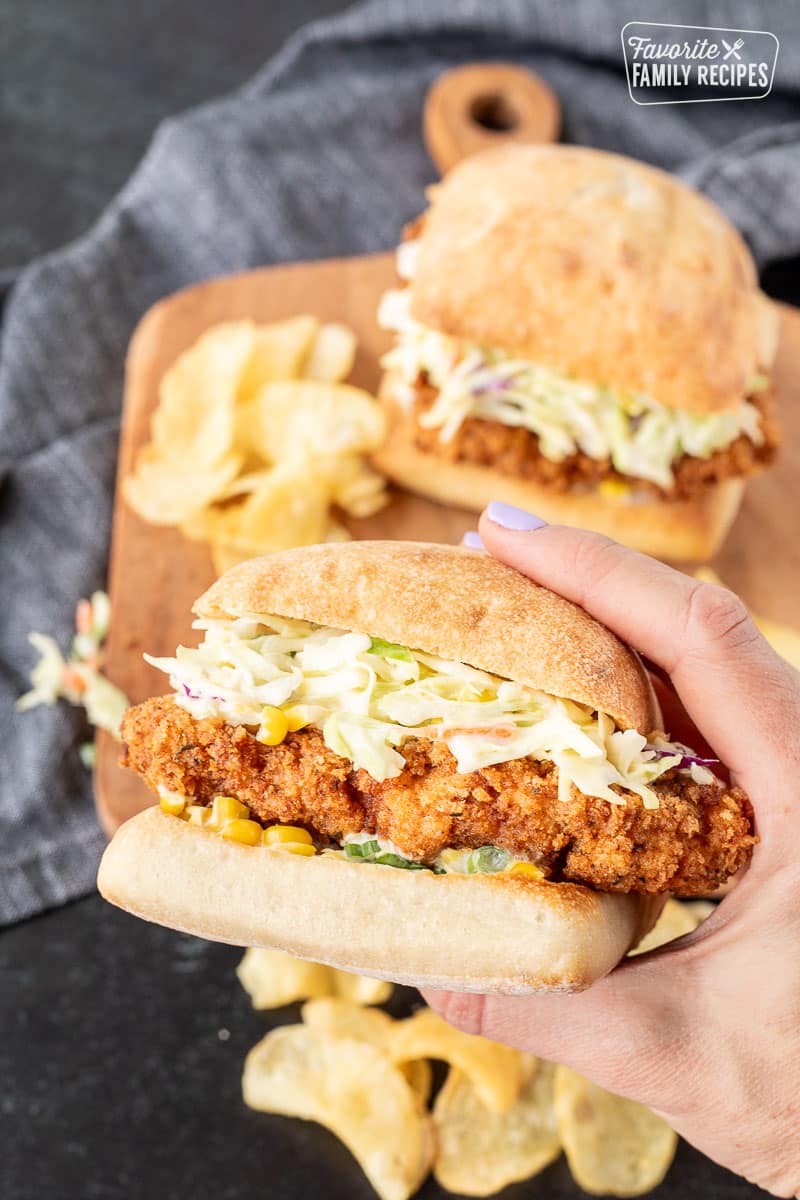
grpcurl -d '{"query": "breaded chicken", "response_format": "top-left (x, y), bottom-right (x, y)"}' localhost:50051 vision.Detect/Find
top-left (121, 696), bottom-right (362, 838)
top-left (355, 739), bottom-right (754, 895)
top-left (411, 379), bottom-right (779, 502)
top-left (121, 697), bottom-right (755, 895)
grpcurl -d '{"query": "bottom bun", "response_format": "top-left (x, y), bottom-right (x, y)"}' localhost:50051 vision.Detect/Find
top-left (98, 808), bottom-right (664, 995)
top-left (373, 377), bottom-right (745, 562)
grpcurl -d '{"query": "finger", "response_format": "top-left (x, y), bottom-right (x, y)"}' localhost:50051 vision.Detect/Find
top-left (478, 513), bottom-right (800, 792)
top-left (422, 953), bottom-right (695, 1114)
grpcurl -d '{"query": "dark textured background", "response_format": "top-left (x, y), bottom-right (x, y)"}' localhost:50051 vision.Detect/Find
top-left (2, 899), bottom-right (765, 1200)
top-left (0, 0), bottom-right (346, 276)
top-left (0, 2), bottom-right (786, 1197)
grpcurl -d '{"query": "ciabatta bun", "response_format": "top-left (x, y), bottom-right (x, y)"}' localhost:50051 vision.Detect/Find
top-left (196, 541), bottom-right (659, 733)
top-left (100, 543), bottom-right (666, 993)
top-left (409, 143), bottom-right (776, 414)
top-left (373, 379), bottom-right (744, 562)
top-left (98, 808), bottom-right (664, 994)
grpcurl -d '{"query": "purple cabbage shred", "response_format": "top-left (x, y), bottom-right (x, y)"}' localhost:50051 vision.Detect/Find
top-left (649, 746), bottom-right (719, 769)
top-left (181, 683), bottom-right (225, 703)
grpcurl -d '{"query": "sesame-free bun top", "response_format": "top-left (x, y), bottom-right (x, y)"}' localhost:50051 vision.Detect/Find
top-left (408, 144), bottom-right (778, 415)
top-left (195, 541), bottom-right (659, 734)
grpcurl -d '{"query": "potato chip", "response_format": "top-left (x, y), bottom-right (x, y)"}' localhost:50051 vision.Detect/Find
top-left (304, 322), bottom-right (357, 382)
top-left (247, 381), bottom-right (386, 463)
top-left (238, 949), bottom-right (394, 1010)
top-left (325, 520), bottom-right (353, 544)
top-left (694, 568), bottom-right (800, 670)
top-left (301, 997), bottom-right (430, 1103)
top-left (179, 503), bottom-right (237, 546)
top-left (301, 997), bottom-right (394, 1043)
top-left (242, 1025), bottom-right (434, 1200)
top-left (125, 313), bottom-right (385, 567)
top-left (237, 315), bottom-right (319, 401)
top-left (388, 1007), bottom-right (524, 1113)
top-left (399, 1058), bottom-right (434, 1108)
top-left (554, 1067), bottom-right (677, 1197)
top-left (319, 454), bottom-right (389, 518)
top-left (214, 470), bottom-right (273, 501)
top-left (232, 467), bottom-right (331, 547)
top-left (332, 971), bottom-right (393, 1005)
top-left (237, 948), bottom-right (333, 1009)
top-left (210, 541), bottom-right (251, 575)
top-left (123, 447), bottom-right (243, 525)
top-left (630, 898), bottom-right (708, 957)
top-left (153, 322), bottom-right (254, 464)
top-left (434, 1062), bottom-right (561, 1196)
top-left (183, 464), bottom-right (331, 552)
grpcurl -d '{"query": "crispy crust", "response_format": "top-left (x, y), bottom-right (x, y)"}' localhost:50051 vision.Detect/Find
top-left (195, 541), bottom-right (659, 733)
top-left (373, 378), bottom-right (744, 562)
top-left (120, 699), bottom-right (755, 895)
top-left (406, 377), bottom-right (778, 502)
top-left (97, 808), bottom-right (665, 994)
top-left (410, 144), bottom-right (777, 414)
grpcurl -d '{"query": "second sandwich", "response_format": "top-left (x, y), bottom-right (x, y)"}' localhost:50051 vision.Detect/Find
top-left (376, 145), bottom-right (780, 560)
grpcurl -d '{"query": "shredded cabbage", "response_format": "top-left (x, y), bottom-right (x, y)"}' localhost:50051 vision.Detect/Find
top-left (16, 633), bottom-right (68, 710)
top-left (17, 598), bottom-right (129, 738)
top-left (378, 251), bottom-right (764, 490)
top-left (146, 615), bottom-right (715, 809)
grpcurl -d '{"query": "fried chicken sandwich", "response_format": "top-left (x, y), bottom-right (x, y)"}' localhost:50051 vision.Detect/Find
top-left (375, 145), bottom-right (779, 560)
top-left (99, 542), bottom-right (754, 993)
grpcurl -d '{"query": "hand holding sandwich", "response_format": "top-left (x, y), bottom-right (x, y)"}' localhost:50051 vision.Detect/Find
top-left (431, 505), bottom-right (800, 1198)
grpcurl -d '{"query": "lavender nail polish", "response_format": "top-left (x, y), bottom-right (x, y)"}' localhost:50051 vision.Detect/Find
top-left (486, 502), bottom-right (548, 532)
top-left (462, 531), bottom-right (485, 550)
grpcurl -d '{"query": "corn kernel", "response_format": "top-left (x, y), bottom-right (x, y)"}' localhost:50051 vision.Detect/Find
top-left (210, 795), bottom-right (250, 827)
top-left (256, 706), bottom-right (289, 746)
top-left (599, 479), bottom-right (630, 500)
top-left (264, 825), bottom-right (313, 846)
top-left (438, 848), bottom-right (467, 869)
top-left (186, 805), bottom-right (212, 826)
top-left (158, 787), bottom-right (186, 817)
top-left (508, 862), bottom-right (544, 880)
top-left (221, 818), bottom-right (263, 846)
top-left (277, 841), bottom-right (316, 857)
top-left (284, 706), bottom-right (311, 733)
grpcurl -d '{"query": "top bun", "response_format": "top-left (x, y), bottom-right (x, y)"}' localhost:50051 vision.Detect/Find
top-left (195, 541), bottom-right (658, 733)
top-left (409, 144), bottom-right (777, 415)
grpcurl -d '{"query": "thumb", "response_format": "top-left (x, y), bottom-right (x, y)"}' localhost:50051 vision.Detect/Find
top-left (422, 942), bottom-right (699, 1113)
top-left (477, 512), bottom-right (800, 824)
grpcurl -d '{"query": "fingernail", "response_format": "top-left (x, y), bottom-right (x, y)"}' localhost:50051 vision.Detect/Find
top-left (462, 531), bottom-right (485, 550)
top-left (486, 502), bottom-right (548, 532)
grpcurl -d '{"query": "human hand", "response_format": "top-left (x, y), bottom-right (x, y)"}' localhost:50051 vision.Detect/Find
top-left (426, 504), bottom-right (800, 1197)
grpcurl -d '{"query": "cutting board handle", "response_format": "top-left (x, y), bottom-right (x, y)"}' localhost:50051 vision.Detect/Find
top-left (423, 61), bottom-right (561, 175)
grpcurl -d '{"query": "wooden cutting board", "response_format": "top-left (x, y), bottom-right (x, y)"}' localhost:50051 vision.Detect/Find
top-left (95, 64), bottom-right (800, 834)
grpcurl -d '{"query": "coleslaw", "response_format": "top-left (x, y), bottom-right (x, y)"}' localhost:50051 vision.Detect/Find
top-left (146, 614), bottom-right (717, 809)
top-left (17, 591), bottom-right (129, 749)
top-left (378, 244), bottom-right (765, 491)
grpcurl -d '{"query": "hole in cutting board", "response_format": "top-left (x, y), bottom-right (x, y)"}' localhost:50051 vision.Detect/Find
top-left (469, 92), bottom-right (518, 132)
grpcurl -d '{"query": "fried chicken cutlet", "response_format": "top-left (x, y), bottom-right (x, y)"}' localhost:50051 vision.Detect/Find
top-left (121, 696), bottom-right (755, 896)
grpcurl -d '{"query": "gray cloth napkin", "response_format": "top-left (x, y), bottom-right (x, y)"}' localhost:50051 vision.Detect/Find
top-left (2, 0), bottom-right (799, 925)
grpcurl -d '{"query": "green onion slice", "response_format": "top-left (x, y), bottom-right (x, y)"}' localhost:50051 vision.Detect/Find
top-left (368, 637), bottom-right (414, 663)
top-left (465, 845), bottom-right (510, 874)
